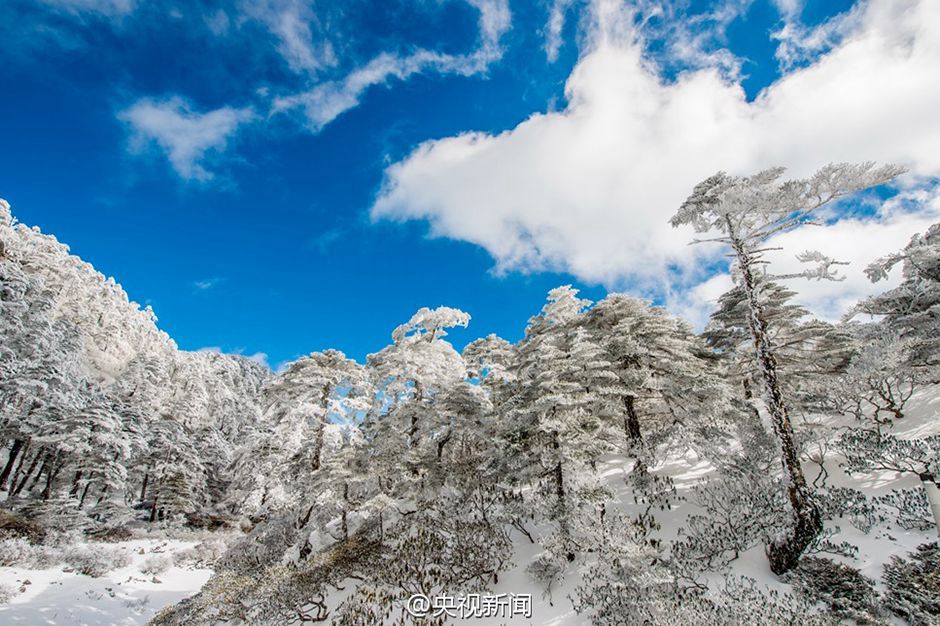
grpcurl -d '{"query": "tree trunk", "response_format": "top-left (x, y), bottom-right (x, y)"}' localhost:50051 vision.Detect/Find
top-left (311, 383), bottom-right (332, 471)
top-left (139, 472), bottom-right (149, 502)
top-left (0, 439), bottom-right (24, 490)
top-left (341, 482), bottom-right (349, 541)
top-left (551, 430), bottom-right (565, 522)
top-left (731, 230), bottom-right (821, 575)
top-left (623, 395), bottom-right (642, 441)
top-left (297, 503), bottom-right (315, 529)
top-left (9, 439), bottom-right (31, 493)
top-left (27, 452), bottom-right (50, 493)
top-left (12, 447), bottom-right (43, 497)
top-left (79, 481), bottom-right (92, 508)
top-left (311, 424), bottom-right (325, 472)
top-left (150, 495), bottom-right (159, 522)
top-left (69, 470), bottom-right (83, 497)
top-left (436, 430), bottom-right (452, 460)
top-left (42, 454), bottom-right (63, 500)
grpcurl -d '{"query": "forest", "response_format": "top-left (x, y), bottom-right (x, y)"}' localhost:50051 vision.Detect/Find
top-left (1, 163), bottom-right (938, 625)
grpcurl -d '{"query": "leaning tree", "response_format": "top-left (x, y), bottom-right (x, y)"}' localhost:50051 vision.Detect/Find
top-left (670, 162), bottom-right (904, 573)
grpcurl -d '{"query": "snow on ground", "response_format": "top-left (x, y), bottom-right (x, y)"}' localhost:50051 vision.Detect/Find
top-left (0, 538), bottom-right (215, 625)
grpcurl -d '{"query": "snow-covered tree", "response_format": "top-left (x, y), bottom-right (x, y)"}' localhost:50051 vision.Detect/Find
top-left (230, 350), bottom-right (366, 515)
top-left (505, 286), bottom-right (618, 545)
top-left (585, 294), bottom-right (727, 451)
top-left (671, 162), bottom-right (904, 573)
top-left (858, 221), bottom-right (940, 370)
top-left (704, 280), bottom-right (854, 415)
top-left (836, 323), bottom-right (923, 423)
top-left (365, 306), bottom-right (469, 496)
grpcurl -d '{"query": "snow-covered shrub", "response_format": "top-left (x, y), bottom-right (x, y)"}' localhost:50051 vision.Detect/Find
top-left (381, 512), bottom-right (512, 595)
top-left (672, 461), bottom-right (783, 571)
top-left (0, 537), bottom-right (59, 568)
top-left (0, 582), bottom-right (19, 604)
top-left (141, 554), bottom-right (173, 575)
top-left (172, 538), bottom-right (229, 569)
top-left (0, 509), bottom-right (46, 542)
top-left (786, 557), bottom-right (881, 624)
top-left (818, 487), bottom-right (879, 533)
top-left (804, 526), bottom-right (859, 560)
top-left (576, 574), bottom-right (837, 626)
top-left (64, 543), bottom-right (131, 577)
top-left (875, 488), bottom-right (934, 531)
top-left (0, 538), bottom-right (39, 567)
top-left (332, 584), bottom-right (398, 626)
top-left (14, 496), bottom-right (91, 533)
top-left (882, 542), bottom-right (940, 626)
top-left (526, 551), bottom-right (566, 597)
top-left (219, 513), bottom-right (298, 575)
top-left (154, 550), bottom-right (357, 626)
top-left (87, 521), bottom-right (134, 543)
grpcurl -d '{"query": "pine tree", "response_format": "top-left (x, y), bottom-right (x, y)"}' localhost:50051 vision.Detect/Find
top-left (365, 306), bottom-right (469, 498)
top-left (585, 294), bottom-right (726, 450)
top-left (506, 286), bottom-right (618, 545)
top-left (671, 162), bottom-right (904, 573)
top-left (705, 280), bottom-right (854, 415)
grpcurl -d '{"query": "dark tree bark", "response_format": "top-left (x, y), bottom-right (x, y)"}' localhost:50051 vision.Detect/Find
top-left (0, 439), bottom-right (25, 490)
top-left (25, 450), bottom-right (50, 494)
top-left (436, 430), bottom-right (452, 460)
top-left (69, 470), bottom-right (83, 497)
top-left (623, 395), bottom-right (642, 441)
top-left (9, 439), bottom-right (31, 492)
top-left (311, 382), bottom-right (332, 471)
top-left (341, 482), bottom-right (349, 541)
top-left (79, 481), bottom-right (92, 507)
top-left (551, 430), bottom-right (565, 520)
top-left (731, 231), bottom-right (822, 574)
top-left (12, 447), bottom-right (43, 497)
top-left (42, 454), bottom-right (63, 500)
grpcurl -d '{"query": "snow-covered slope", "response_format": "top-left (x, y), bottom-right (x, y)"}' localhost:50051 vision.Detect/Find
top-left (0, 537), bottom-right (222, 625)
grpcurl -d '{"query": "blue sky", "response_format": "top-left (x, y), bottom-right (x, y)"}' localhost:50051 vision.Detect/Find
top-left (2, 0), bottom-right (938, 369)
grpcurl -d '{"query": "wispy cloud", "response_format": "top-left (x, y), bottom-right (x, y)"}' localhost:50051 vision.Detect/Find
top-left (38, 0), bottom-right (136, 17)
top-left (545, 0), bottom-right (576, 62)
top-left (110, 0), bottom-right (510, 178)
top-left (193, 277), bottom-right (224, 291)
top-left (197, 345), bottom-right (270, 369)
top-left (308, 228), bottom-right (343, 253)
top-left (770, 0), bottom-right (863, 70)
top-left (120, 97), bottom-right (255, 181)
top-left (272, 0), bottom-right (511, 131)
top-left (237, 0), bottom-right (336, 74)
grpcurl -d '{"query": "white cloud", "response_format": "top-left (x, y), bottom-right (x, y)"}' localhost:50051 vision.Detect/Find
top-left (238, 0), bottom-right (336, 74)
top-left (273, 0), bottom-right (511, 131)
top-left (666, 272), bottom-right (735, 330)
top-left (121, 97), bottom-right (255, 181)
top-left (545, 0), bottom-right (575, 62)
top-left (372, 0), bottom-right (940, 322)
